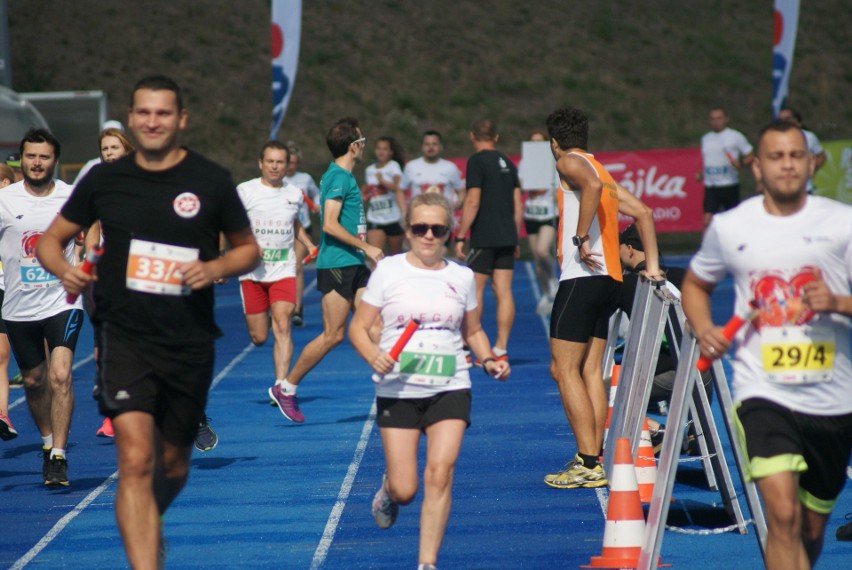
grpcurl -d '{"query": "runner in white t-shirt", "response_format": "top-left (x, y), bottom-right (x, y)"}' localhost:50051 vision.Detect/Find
top-left (363, 136), bottom-right (406, 261)
top-left (238, 142), bottom-right (315, 398)
top-left (683, 121), bottom-right (852, 569)
top-left (402, 131), bottom-right (465, 235)
top-left (0, 130), bottom-right (84, 487)
top-left (349, 193), bottom-right (509, 569)
top-left (699, 107), bottom-right (754, 228)
top-left (521, 130), bottom-right (559, 314)
top-left (282, 142), bottom-right (320, 327)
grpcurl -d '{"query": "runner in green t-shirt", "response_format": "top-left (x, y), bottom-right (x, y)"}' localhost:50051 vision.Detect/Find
top-left (269, 117), bottom-right (383, 423)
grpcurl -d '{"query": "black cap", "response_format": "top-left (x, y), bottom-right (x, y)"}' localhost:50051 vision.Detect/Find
top-left (5, 153), bottom-right (21, 168)
top-left (619, 223), bottom-right (643, 251)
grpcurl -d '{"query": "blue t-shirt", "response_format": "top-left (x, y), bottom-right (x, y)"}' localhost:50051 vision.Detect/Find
top-left (316, 162), bottom-right (366, 269)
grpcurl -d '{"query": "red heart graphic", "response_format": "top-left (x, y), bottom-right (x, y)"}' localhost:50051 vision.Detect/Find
top-left (752, 268), bottom-right (819, 328)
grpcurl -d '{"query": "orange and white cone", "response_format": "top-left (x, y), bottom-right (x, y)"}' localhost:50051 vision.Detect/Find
top-left (602, 364), bottom-right (621, 448)
top-left (582, 437), bottom-right (655, 569)
top-left (635, 418), bottom-right (658, 503)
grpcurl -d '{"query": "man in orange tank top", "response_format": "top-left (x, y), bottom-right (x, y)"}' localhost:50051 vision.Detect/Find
top-left (543, 107), bottom-right (663, 489)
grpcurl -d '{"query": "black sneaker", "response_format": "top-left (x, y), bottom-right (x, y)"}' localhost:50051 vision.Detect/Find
top-left (0, 412), bottom-right (18, 441)
top-left (194, 417), bottom-right (218, 451)
top-left (42, 448), bottom-right (50, 481)
top-left (45, 456), bottom-right (69, 487)
top-left (837, 514), bottom-right (852, 541)
top-left (292, 311), bottom-right (304, 327)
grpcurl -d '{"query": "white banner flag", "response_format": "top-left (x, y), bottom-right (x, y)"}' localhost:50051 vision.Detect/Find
top-left (270, 0), bottom-right (302, 140)
top-left (772, 0), bottom-right (799, 118)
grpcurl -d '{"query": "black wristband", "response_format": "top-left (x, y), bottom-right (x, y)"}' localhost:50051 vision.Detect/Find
top-left (455, 237), bottom-right (465, 243)
top-left (481, 357), bottom-right (496, 374)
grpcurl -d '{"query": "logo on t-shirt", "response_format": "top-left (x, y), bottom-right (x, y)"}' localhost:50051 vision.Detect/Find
top-left (21, 231), bottom-right (42, 258)
top-left (751, 267), bottom-right (819, 329)
top-left (173, 192), bottom-right (201, 219)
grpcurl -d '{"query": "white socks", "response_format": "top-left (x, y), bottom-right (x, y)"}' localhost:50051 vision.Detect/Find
top-left (277, 379), bottom-right (298, 395)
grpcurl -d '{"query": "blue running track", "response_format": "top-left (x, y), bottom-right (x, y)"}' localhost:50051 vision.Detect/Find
top-left (2, 259), bottom-right (850, 569)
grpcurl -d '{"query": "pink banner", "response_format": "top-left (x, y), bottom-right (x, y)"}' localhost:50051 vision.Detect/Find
top-left (449, 147), bottom-right (704, 233)
top-left (597, 147), bottom-right (704, 233)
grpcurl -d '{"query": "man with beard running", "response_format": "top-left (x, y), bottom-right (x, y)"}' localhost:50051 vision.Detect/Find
top-left (0, 129), bottom-right (84, 487)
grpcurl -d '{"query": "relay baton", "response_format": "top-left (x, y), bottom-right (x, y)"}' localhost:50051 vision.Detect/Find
top-left (696, 301), bottom-right (758, 372)
top-left (67, 246), bottom-right (104, 304)
top-left (371, 319), bottom-right (421, 383)
top-left (302, 246), bottom-right (318, 264)
top-left (303, 192), bottom-right (319, 213)
top-left (723, 148), bottom-right (738, 168)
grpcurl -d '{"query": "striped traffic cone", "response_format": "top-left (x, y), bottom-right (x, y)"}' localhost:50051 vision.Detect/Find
top-left (582, 437), bottom-right (667, 568)
top-left (602, 364), bottom-right (621, 449)
top-left (635, 418), bottom-right (658, 503)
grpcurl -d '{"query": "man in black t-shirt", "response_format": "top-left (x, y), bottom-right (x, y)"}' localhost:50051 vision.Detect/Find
top-left (455, 119), bottom-right (523, 362)
top-left (36, 75), bottom-right (259, 570)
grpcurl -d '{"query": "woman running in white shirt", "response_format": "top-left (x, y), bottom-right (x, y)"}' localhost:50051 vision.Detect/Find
top-left (349, 193), bottom-right (509, 570)
top-left (362, 136), bottom-right (407, 261)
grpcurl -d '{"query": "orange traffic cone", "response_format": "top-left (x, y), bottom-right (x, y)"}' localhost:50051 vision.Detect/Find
top-left (635, 419), bottom-right (658, 503)
top-left (582, 437), bottom-right (667, 569)
top-left (602, 364), bottom-right (621, 448)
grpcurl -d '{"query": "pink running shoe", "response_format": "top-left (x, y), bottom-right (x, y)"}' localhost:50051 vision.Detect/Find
top-left (96, 417), bottom-right (115, 438)
top-left (0, 412), bottom-right (17, 441)
top-left (268, 384), bottom-right (305, 423)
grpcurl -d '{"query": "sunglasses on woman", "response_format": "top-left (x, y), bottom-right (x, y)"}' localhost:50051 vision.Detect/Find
top-left (410, 224), bottom-right (450, 238)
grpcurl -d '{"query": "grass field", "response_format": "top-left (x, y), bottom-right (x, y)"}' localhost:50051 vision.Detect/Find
top-left (8, 1), bottom-right (851, 187)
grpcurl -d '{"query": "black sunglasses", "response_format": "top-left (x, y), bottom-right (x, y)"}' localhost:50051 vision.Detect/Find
top-left (410, 224), bottom-right (449, 238)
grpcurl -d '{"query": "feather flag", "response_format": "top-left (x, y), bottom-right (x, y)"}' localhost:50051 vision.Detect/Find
top-left (270, 0), bottom-right (302, 139)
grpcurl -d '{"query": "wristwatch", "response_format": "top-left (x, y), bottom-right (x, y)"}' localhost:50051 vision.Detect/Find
top-left (572, 234), bottom-right (589, 247)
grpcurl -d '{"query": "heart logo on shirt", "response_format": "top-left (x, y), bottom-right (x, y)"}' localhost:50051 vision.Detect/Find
top-left (751, 267), bottom-right (819, 328)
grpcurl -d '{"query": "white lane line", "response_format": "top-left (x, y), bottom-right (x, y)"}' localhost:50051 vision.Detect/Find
top-left (8, 354), bottom-right (95, 411)
top-left (210, 342), bottom-right (256, 390)
top-left (9, 472), bottom-right (120, 570)
top-left (10, 343), bottom-right (255, 569)
top-left (310, 400), bottom-right (378, 570)
top-left (523, 261), bottom-right (608, 516)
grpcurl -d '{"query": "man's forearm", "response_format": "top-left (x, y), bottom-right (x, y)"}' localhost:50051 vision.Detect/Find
top-left (681, 277), bottom-right (715, 336)
top-left (457, 193), bottom-right (480, 237)
top-left (36, 233), bottom-right (73, 278)
top-left (576, 184), bottom-right (602, 236)
top-left (208, 242), bottom-right (259, 280)
top-left (324, 220), bottom-right (367, 251)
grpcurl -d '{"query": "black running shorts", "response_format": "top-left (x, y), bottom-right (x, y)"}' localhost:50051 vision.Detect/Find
top-left (316, 265), bottom-right (371, 301)
top-left (466, 246), bottom-right (515, 276)
top-left (703, 184), bottom-right (740, 214)
top-left (97, 324), bottom-right (215, 446)
top-left (376, 389), bottom-right (471, 431)
top-left (735, 398), bottom-right (852, 514)
top-left (5, 309), bottom-right (84, 371)
top-left (524, 218), bottom-right (556, 236)
top-left (550, 276), bottom-right (620, 343)
top-left (367, 221), bottom-right (404, 236)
